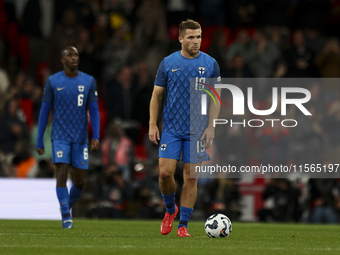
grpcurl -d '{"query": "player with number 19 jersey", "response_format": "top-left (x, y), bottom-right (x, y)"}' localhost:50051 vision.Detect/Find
top-left (155, 50), bottom-right (220, 135)
top-left (154, 50), bottom-right (220, 163)
top-left (42, 71), bottom-right (98, 145)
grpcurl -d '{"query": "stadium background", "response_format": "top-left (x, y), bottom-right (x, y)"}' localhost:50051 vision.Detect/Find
top-left (0, 0), bottom-right (340, 223)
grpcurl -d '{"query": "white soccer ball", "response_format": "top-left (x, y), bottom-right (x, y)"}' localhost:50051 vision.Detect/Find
top-left (204, 213), bottom-right (232, 238)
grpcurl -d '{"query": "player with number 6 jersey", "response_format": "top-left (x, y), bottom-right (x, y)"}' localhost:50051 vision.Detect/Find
top-left (36, 46), bottom-right (100, 229)
top-left (42, 69), bottom-right (97, 145)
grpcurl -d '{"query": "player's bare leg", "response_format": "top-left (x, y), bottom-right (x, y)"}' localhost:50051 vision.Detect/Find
top-left (159, 158), bottom-right (177, 195)
top-left (180, 162), bottom-right (199, 208)
top-left (159, 158), bottom-right (179, 235)
top-left (69, 167), bottom-right (87, 209)
top-left (177, 162), bottom-right (200, 237)
top-left (55, 164), bottom-right (73, 228)
top-left (56, 163), bottom-right (68, 187)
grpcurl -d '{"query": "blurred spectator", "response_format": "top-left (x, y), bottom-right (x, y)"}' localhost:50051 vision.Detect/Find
top-left (284, 30), bottom-right (318, 77)
top-left (225, 54), bottom-right (253, 78)
top-left (227, 29), bottom-right (251, 62)
top-left (66, 0), bottom-right (95, 29)
top-left (101, 119), bottom-right (134, 180)
top-left (206, 178), bottom-right (241, 221)
top-left (92, 12), bottom-right (111, 48)
top-left (88, 162), bottom-right (129, 218)
top-left (226, 0), bottom-right (259, 28)
top-left (0, 98), bottom-right (29, 175)
top-left (304, 28), bottom-right (326, 55)
top-left (48, 8), bottom-right (82, 74)
top-left (102, 0), bottom-right (133, 30)
top-left (315, 37), bottom-right (340, 78)
top-left (76, 28), bottom-right (100, 79)
top-left (134, 163), bottom-right (164, 219)
top-left (133, 0), bottom-right (168, 75)
top-left (132, 60), bottom-right (153, 129)
top-left (266, 26), bottom-right (291, 52)
top-left (258, 179), bottom-right (302, 222)
top-left (92, 12), bottom-right (111, 72)
top-left (199, 0), bottom-right (226, 26)
top-left (245, 29), bottom-right (280, 77)
top-left (208, 30), bottom-right (228, 76)
top-left (20, 0), bottom-right (55, 76)
top-left (105, 66), bottom-right (136, 123)
top-left (19, 77), bottom-right (36, 131)
top-left (166, 0), bottom-right (196, 27)
top-left (308, 178), bottom-right (338, 224)
top-left (258, 122), bottom-right (290, 166)
top-left (289, 82), bottom-right (326, 166)
top-left (321, 101), bottom-right (340, 162)
top-left (102, 24), bottom-right (133, 82)
top-left (215, 120), bottom-right (248, 169)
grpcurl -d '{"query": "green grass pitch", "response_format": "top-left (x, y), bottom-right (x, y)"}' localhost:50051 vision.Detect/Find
top-left (0, 219), bottom-right (339, 255)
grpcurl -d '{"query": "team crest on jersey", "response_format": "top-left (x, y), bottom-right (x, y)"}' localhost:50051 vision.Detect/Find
top-left (160, 144), bottom-right (167, 151)
top-left (198, 66), bottom-right (205, 75)
top-left (57, 151), bottom-right (63, 158)
top-left (78, 85), bottom-right (85, 92)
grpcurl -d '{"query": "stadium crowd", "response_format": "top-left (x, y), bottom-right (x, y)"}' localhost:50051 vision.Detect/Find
top-left (0, 0), bottom-right (340, 223)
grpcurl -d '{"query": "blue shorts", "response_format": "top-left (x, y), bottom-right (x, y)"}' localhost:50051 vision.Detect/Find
top-left (159, 131), bottom-right (209, 163)
top-left (52, 140), bottom-right (89, 169)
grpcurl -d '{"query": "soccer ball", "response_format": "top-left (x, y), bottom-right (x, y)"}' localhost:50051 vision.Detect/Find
top-left (204, 213), bottom-right (232, 238)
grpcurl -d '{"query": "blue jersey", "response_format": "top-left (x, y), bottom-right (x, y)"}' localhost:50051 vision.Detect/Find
top-left (42, 71), bottom-right (98, 144)
top-left (154, 51), bottom-right (220, 135)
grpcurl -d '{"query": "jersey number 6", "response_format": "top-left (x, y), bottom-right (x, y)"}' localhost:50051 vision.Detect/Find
top-left (78, 94), bottom-right (84, 106)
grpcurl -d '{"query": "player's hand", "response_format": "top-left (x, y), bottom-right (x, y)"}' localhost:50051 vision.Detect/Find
top-left (91, 139), bottom-right (100, 152)
top-left (201, 126), bottom-right (215, 149)
top-left (36, 148), bottom-right (45, 155)
top-left (149, 124), bottom-right (160, 145)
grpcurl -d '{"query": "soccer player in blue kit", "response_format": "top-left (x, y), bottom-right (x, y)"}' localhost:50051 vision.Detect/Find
top-left (149, 19), bottom-right (221, 237)
top-left (36, 46), bottom-right (100, 229)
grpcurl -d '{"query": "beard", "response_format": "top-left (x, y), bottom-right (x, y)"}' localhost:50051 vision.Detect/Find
top-left (185, 45), bottom-right (200, 57)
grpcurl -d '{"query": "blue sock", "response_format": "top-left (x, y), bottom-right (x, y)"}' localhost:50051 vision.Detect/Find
top-left (178, 207), bottom-right (193, 229)
top-left (56, 187), bottom-right (71, 220)
top-left (69, 185), bottom-right (83, 209)
top-left (162, 192), bottom-right (176, 215)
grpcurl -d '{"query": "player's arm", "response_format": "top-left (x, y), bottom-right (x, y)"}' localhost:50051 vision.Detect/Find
top-left (149, 59), bottom-right (166, 145)
top-left (88, 78), bottom-right (100, 152)
top-left (149, 85), bottom-right (165, 145)
top-left (201, 61), bottom-right (221, 149)
top-left (36, 79), bottom-right (53, 155)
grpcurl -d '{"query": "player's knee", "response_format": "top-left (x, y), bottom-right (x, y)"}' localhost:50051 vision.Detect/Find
top-left (159, 169), bottom-right (174, 180)
top-left (56, 169), bottom-right (68, 185)
top-left (183, 176), bottom-right (198, 186)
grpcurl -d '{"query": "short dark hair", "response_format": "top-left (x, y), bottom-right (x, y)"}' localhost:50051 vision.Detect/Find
top-left (179, 19), bottom-right (201, 36)
top-left (61, 46), bottom-right (77, 57)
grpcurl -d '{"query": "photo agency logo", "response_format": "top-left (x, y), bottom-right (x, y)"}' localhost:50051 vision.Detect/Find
top-left (197, 78), bottom-right (312, 128)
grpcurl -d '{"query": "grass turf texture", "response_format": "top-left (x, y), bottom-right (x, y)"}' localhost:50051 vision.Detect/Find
top-left (0, 220), bottom-right (339, 255)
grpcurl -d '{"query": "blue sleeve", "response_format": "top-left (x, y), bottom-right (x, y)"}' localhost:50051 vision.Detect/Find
top-left (154, 59), bottom-right (167, 87)
top-left (88, 78), bottom-right (98, 102)
top-left (212, 60), bottom-right (221, 78)
top-left (89, 101), bottom-right (100, 140)
top-left (36, 102), bottom-right (51, 149)
top-left (42, 79), bottom-right (53, 104)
